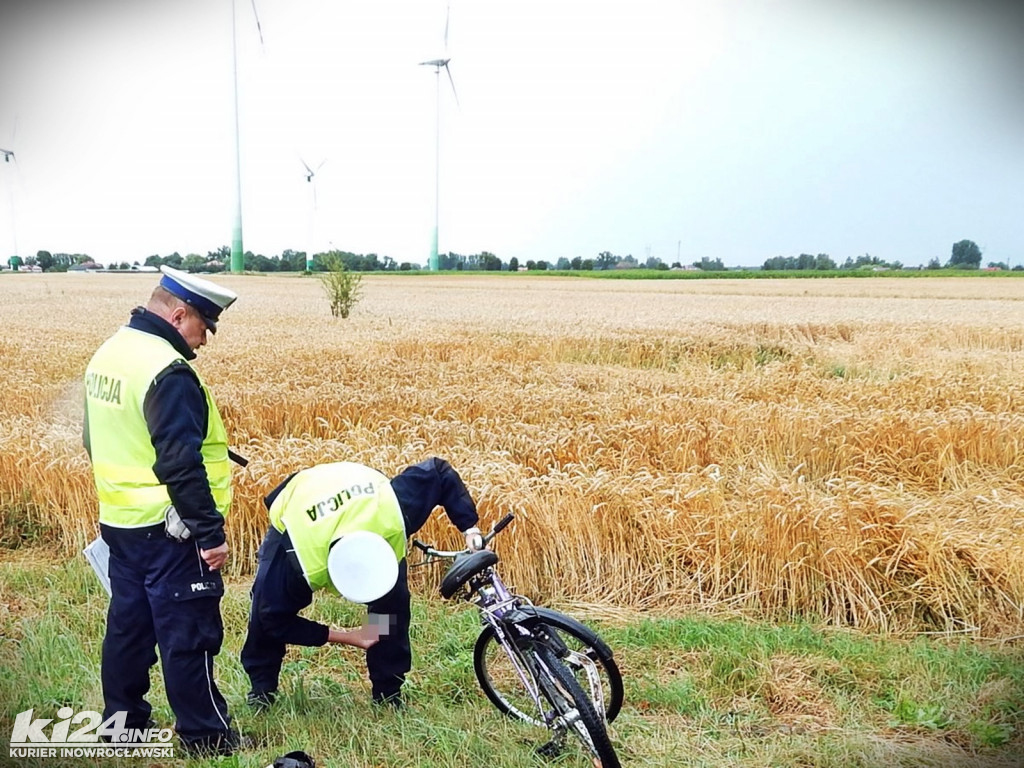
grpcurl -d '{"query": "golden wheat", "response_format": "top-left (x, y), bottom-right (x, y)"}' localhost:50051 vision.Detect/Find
top-left (1, 272), bottom-right (1022, 635)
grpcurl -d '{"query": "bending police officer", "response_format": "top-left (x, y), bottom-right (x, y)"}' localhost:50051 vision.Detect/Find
top-left (241, 457), bottom-right (483, 709)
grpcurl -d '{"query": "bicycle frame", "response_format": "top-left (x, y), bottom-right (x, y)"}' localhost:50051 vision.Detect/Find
top-left (412, 514), bottom-right (619, 762)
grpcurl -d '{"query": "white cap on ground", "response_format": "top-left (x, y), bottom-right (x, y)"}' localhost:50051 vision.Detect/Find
top-left (327, 530), bottom-right (399, 604)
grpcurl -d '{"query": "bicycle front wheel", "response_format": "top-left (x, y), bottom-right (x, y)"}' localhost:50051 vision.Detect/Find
top-left (533, 642), bottom-right (621, 768)
top-left (474, 607), bottom-right (623, 724)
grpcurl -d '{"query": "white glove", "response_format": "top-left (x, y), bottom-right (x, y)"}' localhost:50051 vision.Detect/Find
top-left (464, 527), bottom-right (484, 552)
top-left (164, 505), bottom-right (191, 542)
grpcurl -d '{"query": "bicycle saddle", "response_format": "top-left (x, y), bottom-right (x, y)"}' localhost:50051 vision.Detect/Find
top-left (440, 549), bottom-right (499, 599)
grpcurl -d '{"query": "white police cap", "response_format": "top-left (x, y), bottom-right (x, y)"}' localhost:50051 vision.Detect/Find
top-left (159, 265), bottom-right (237, 333)
top-left (327, 531), bottom-right (399, 604)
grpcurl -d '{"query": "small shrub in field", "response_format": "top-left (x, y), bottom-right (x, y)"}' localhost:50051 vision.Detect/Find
top-left (319, 254), bottom-right (362, 318)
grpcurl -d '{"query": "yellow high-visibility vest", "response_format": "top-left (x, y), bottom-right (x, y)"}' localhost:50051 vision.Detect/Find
top-left (85, 326), bottom-right (232, 527)
top-left (268, 462), bottom-right (406, 592)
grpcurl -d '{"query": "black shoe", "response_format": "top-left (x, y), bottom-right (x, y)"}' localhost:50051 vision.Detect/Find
top-left (179, 729), bottom-right (250, 757)
top-left (271, 750), bottom-right (316, 768)
top-left (371, 692), bottom-right (404, 710)
top-left (247, 689), bottom-right (278, 711)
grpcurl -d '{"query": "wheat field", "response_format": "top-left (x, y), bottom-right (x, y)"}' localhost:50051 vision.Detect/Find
top-left (1, 272), bottom-right (1022, 636)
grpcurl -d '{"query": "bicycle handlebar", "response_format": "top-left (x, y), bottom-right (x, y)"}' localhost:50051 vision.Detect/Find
top-left (491, 512), bottom-right (514, 538)
top-left (412, 512), bottom-right (516, 559)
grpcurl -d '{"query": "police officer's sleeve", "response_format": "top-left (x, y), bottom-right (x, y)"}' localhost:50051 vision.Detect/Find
top-left (390, 457), bottom-right (479, 537)
top-left (145, 365), bottom-right (227, 549)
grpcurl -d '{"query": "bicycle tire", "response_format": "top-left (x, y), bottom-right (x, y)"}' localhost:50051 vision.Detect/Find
top-left (473, 607), bottom-right (624, 724)
top-left (533, 642), bottom-right (621, 768)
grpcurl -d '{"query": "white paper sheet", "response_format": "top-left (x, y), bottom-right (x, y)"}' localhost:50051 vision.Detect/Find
top-left (83, 536), bottom-right (112, 597)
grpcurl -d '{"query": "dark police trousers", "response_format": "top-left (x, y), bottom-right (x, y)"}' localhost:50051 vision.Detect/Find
top-left (241, 527), bottom-right (412, 701)
top-left (101, 524), bottom-right (232, 749)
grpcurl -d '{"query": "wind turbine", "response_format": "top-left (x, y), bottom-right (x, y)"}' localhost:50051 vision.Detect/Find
top-left (300, 157), bottom-right (327, 272)
top-left (419, 3), bottom-right (459, 272)
top-left (229, 0), bottom-right (264, 273)
top-left (1, 119), bottom-right (18, 267)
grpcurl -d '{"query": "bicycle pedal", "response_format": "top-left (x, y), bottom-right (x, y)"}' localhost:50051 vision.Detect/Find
top-left (533, 739), bottom-right (563, 759)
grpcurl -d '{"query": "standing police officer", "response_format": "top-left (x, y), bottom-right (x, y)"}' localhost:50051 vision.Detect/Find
top-left (83, 266), bottom-right (242, 756)
top-left (241, 457), bottom-right (483, 709)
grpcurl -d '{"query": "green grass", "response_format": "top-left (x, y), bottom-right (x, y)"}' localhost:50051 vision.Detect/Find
top-left (1, 553), bottom-right (1023, 768)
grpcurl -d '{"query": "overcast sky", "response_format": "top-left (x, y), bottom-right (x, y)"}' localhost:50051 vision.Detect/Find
top-left (1, 0), bottom-right (1022, 269)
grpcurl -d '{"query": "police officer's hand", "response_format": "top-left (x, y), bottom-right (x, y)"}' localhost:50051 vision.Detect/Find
top-left (328, 623), bottom-right (381, 650)
top-left (464, 527), bottom-right (484, 552)
top-left (201, 542), bottom-right (229, 571)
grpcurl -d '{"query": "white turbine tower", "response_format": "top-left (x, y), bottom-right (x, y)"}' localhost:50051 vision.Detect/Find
top-left (229, 0), bottom-right (264, 273)
top-left (419, 3), bottom-right (459, 271)
top-left (300, 157), bottom-right (327, 272)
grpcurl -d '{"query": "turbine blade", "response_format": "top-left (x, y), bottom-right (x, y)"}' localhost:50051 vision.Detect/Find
top-left (444, 62), bottom-right (460, 108)
top-left (316, 158), bottom-right (327, 172)
top-left (250, 0), bottom-right (265, 48)
top-left (444, 1), bottom-right (450, 52)
top-left (300, 157), bottom-right (314, 175)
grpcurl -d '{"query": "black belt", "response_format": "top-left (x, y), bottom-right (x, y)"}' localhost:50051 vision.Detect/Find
top-left (100, 522), bottom-right (165, 539)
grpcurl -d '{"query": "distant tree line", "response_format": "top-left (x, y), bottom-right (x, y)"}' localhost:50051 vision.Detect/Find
top-left (5, 251), bottom-right (94, 272)
top-left (5, 238), bottom-right (1019, 273)
top-left (763, 240), bottom-right (1021, 272)
top-left (763, 253), bottom-right (840, 271)
top-left (142, 246), bottom-right (421, 274)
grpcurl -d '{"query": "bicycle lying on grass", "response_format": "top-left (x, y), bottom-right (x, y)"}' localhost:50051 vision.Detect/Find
top-left (412, 513), bottom-right (623, 767)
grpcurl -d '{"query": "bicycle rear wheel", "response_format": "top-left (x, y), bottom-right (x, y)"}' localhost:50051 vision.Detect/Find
top-left (474, 607), bottom-right (623, 724)
top-left (533, 642), bottom-right (621, 768)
